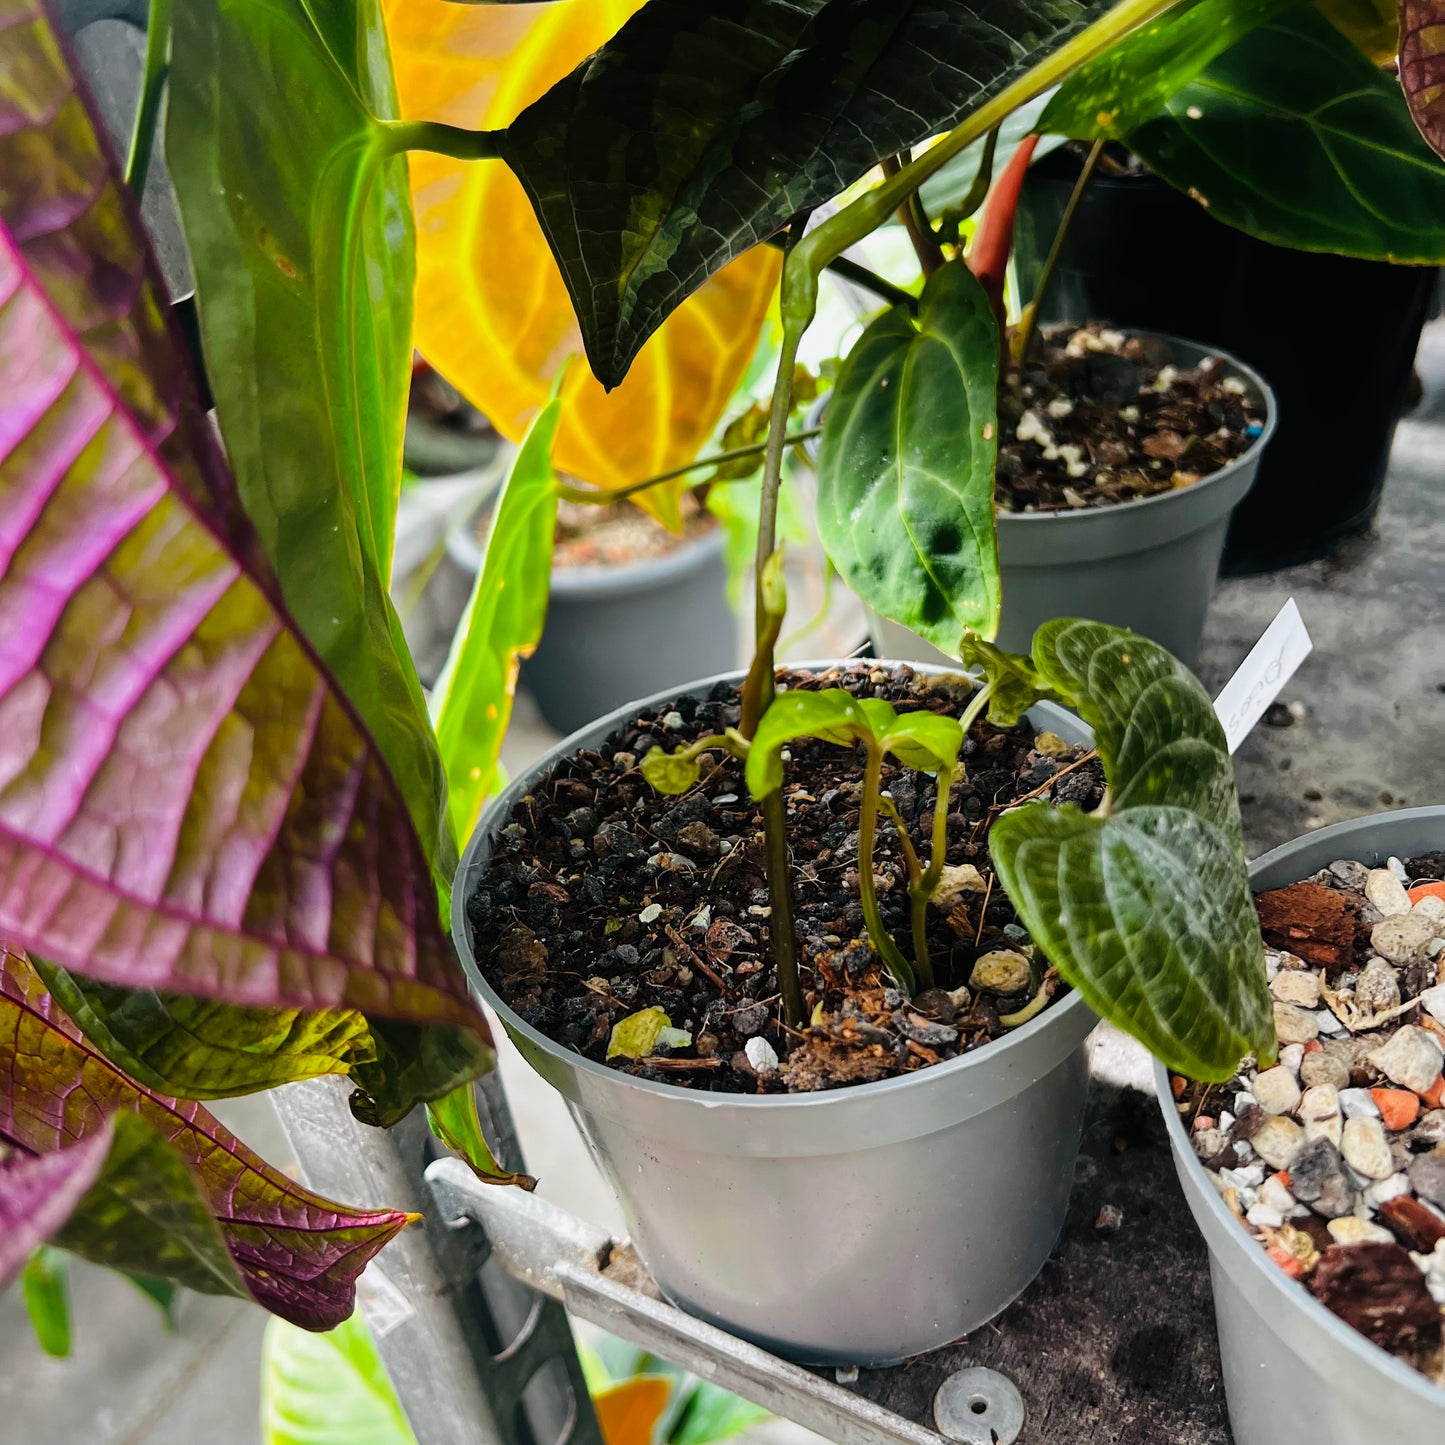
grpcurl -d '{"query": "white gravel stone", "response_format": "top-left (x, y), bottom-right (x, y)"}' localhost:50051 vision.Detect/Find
top-left (1412, 894), bottom-right (1445, 930)
top-left (1316, 1008), bottom-right (1346, 1036)
top-left (1366, 868), bottom-right (1412, 916)
top-left (1388, 856), bottom-right (1410, 883)
top-left (970, 949), bottom-right (1033, 994)
top-left (1341, 1116), bottom-right (1395, 1180)
top-left (1192, 1128), bottom-right (1228, 1159)
top-left (933, 863), bottom-right (987, 909)
top-left (1327, 1217), bottom-right (1395, 1246)
top-left (638, 903), bottom-right (662, 924)
top-left (1273, 1003), bottom-right (1320, 1044)
top-left (1234, 1091), bottom-right (1259, 1114)
top-left (745, 1037), bottom-right (779, 1074)
top-left (1252, 1116), bottom-right (1305, 1171)
top-left (1368, 1025), bottom-right (1444, 1094)
top-left (1246, 1203), bottom-right (1285, 1229)
top-left (1271, 970), bottom-right (1321, 1008)
top-left (1280, 1043), bottom-right (1305, 1076)
top-left (1339, 1088), bottom-right (1381, 1120)
top-left (1363, 1173), bottom-right (1413, 1209)
top-left (1371, 913), bottom-right (1437, 965)
top-left (1253, 1065), bottom-right (1303, 1116)
top-left (1259, 1174), bottom-right (1297, 1215)
top-left (1420, 983), bottom-right (1445, 1026)
top-left (1300, 1084), bottom-right (1343, 1147)
top-left (1415, 1240), bottom-right (1445, 1306)
top-left (1355, 957), bottom-right (1403, 1015)
top-left (1221, 1165), bottom-right (1266, 1191)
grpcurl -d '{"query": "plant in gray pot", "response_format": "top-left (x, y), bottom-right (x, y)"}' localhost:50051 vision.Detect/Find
top-left (1157, 808), bottom-right (1445, 1442)
top-left (442, 0), bottom-right (1312, 1364)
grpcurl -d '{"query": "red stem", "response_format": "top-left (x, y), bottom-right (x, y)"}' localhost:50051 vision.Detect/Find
top-left (967, 133), bottom-right (1040, 332)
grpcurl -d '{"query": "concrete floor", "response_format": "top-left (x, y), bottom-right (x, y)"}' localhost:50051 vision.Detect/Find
top-left (4, 318), bottom-right (1444, 1443)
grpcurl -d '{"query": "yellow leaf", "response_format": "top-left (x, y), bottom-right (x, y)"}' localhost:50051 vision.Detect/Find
top-left (1315, 0), bottom-right (1399, 62)
top-left (592, 1376), bottom-right (674, 1445)
top-left (384, 0), bottom-right (781, 527)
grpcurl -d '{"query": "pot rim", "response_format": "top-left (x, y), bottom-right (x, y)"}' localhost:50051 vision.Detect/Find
top-left (453, 659), bottom-right (1096, 1114)
top-left (802, 328), bottom-right (1278, 528)
top-left (445, 503), bottom-right (724, 593)
top-left (1154, 804), bottom-right (1445, 1411)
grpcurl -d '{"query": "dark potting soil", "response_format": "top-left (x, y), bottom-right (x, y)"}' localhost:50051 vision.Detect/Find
top-left (1176, 857), bottom-right (1445, 1386)
top-left (995, 323), bottom-right (1264, 513)
top-left (468, 664), bottom-right (1103, 1095)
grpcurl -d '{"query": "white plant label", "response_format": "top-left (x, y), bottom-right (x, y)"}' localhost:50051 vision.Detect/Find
top-left (1212, 598), bottom-right (1313, 755)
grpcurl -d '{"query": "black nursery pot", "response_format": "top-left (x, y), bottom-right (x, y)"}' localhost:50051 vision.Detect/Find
top-left (1014, 148), bottom-right (1437, 574)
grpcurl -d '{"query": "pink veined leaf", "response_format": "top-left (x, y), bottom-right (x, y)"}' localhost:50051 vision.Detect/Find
top-left (0, 952), bottom-right (412, 1329)
top-left (0, 1125), bottom-right (111, 1290)
top-left (1401, 0), bottom-right (1445, 160)
top-left (0, 5), bottom-right (485, 1037)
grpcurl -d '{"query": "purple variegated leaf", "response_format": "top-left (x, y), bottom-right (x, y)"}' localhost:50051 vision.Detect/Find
top-left (0, 1125), bottom-right (110, 1289)
top-left (1401, 0), bottom-right (1445, 161)
top-left (0, 4), bottom-right (485, 1039)
top-left (0, 951), bottom-right (412, 1330)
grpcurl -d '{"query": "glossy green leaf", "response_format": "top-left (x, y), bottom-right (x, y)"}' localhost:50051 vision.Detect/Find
top-left (31, 964), bottom-right (374, 1099)
top-left (957, 634), bottom-right (1065, 728)
top-left (746, 689), bottom-right (963, 798)
top-left (1401, 0), bottom-right (1445, 161)
top-left (1040, 0), bottom-right (1295, 139)
top-left (262, 1311), bottom-right (417, 1445)
top-left (432, 393), bottom-right (561, 844)
top-left (167, 0), bottom-right (452, 881)
top-left (672, 1383), bottom-right (772, 1445)
top-left (349, 1020), bottom-right (496, 1130)
top-left (426, 1083), bottom-right (534, 1190)
top-left (0, 3), bottom-right (487, 1042)
top-left (1125, 10), bottom-right (1445, 261)
top-left (816, 260), bottom-right (1000, 654)
top-left (500, 0), bottom-right (1118, 387)
top-left (0, 953), bottom-right (411, 1330)
top-left (989, 621), bottom-right (1273, 1079)
top-left (21, 1247), bottom-right (72, 1358)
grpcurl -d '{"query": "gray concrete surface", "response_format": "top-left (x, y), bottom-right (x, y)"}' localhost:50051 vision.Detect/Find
top-left (4, 319), bottom-right (1443, 1443)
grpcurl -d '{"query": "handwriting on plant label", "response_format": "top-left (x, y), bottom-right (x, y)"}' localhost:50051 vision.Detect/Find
top-left (1212, 598), bottom-right (1313, 755)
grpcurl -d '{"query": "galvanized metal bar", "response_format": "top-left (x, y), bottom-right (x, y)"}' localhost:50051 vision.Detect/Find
top-left (427, 1156), bottom-right (951, 1445)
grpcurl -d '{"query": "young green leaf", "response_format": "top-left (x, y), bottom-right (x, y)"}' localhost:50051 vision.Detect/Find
top-left (745, 691), bottom-right (963, 797)
top-left (1401, 0), bottom-right (1445, 161)
top-left (426, 1083), bottom-right (535, 1191)
top-left (0, 13), bottom-right (486, 1042)
top-left (0, 953), bottom-right (411, 1330)
top-left (167, 0), bottom-right (451, 881)
top-left (500, 0), bottom-right (1119, 387)
top-left (262, 1311), bottom-right (418, 1445)
top-left (1125, 11), bottom-right (1445, 261)
top-left (640, 749), bottom-right (708, 796)
top-left (432, 392), bottom-right (561, 843)
top-left (957, 634), bottom-right (1065, 728)
top-left (1039, 0), bottom-right (1296, 140)
top-left (21, 1247), bottom-right (72, 1358)
top-left (989, 621), bottom-right (1274, 1079)
top-left (816, 260), bottom-right (1001, 654)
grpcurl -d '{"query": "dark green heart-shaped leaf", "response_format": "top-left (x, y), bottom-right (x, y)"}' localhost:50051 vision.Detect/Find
top-left (1125, 10), bottom-right (1445, 261)
top-left (1040, 0), bottom-right (1296, 139)
top-left (816, 260), bottom-right (1001, 654)
top-left (1401, 0), bottom-right (1445, 161)
top-left (500, 0), bottom-right (1116, 387)
top-left (989, 620), bottom-right (1272, 1079)
top-left (31, 964), bottom-right (375, 1099)
top-left (167, 0), bottom-right (451, 881)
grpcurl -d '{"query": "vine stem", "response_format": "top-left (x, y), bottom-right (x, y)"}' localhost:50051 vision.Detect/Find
top-left (379, 120), bottom-right (505, 161)
top-left (1011, 136), bottom-right (1106, 368)
top-left (859, 745), bottom-right (917, 993)
top-left (125, 0), bottom-right (172, 196)
top-left (555, 429), bottom-right (820, 507)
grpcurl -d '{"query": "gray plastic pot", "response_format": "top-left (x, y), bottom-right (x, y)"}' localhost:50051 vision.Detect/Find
top-left (1156, 807), bottom-right (1445, 1445)
top-left (856, 335), bottom-right (1277, 673)
top-left (447, 520), bottom-right (735, 736)
top-left (453, 664), bottom-right (1099, 1365)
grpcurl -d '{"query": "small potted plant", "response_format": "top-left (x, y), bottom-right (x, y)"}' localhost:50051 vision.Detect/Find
top-left (1157, 808), bottom-right (1445, 1441)
top-left (1011, 5), bottom-right (1445, 571)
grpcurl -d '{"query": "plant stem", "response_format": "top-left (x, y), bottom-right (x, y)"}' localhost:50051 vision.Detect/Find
top-left (935, 126), bottom-right (1001, 246)
top-left (554, 429), bottom-right (820, 507)
top-left (881, 155), bottom-right (945, 277)
top-left (125, 0), bottom-right (172, 196)
top-left (380, 120), bottom-right (504, 161)
top-left (858, 744), bottom-right (916, 993)
top-left (1012, 136), bottom-right (1106, 368)
top-left (766, 238), bottom-right (918, 312)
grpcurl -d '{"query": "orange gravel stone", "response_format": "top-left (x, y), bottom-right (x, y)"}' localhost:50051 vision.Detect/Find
top-left (1371, 1088), bottom-right (1421, 1131)
top-left (1408, 880), bottom-right (1445, 904)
